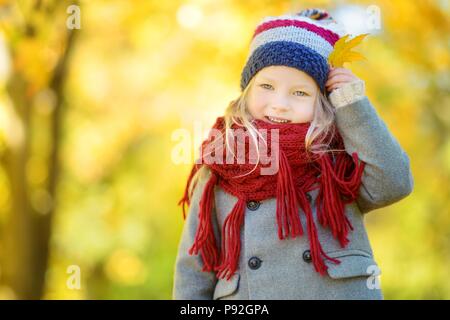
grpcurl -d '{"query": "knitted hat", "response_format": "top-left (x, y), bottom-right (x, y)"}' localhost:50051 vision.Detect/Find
top-left (240, 8), bottom-right (346, 93)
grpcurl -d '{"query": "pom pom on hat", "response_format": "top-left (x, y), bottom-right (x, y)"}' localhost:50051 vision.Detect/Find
top-left (296, 8), bottom-right (332, 21)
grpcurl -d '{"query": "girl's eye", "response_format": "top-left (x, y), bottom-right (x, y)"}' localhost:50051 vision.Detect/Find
top-left (260, 83), bottom-right (273, 90)
top-left (293, 90), bottom-right (308, 97)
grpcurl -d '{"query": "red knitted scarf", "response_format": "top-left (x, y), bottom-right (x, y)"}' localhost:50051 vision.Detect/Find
top-left (178, 116), bottom-right (365, 280)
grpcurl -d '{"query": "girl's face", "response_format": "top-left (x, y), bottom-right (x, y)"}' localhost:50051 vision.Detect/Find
top-left (247, 66), bottom-right (319, 124)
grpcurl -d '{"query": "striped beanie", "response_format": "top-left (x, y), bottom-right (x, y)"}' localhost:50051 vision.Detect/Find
top-left (240, 8), bottom-right (346, 93)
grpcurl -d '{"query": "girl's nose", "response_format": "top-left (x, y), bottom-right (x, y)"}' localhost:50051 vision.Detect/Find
top-left (270, 103), bottom-right (290, 113)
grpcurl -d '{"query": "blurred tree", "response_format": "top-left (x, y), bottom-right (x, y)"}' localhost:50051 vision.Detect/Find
top-left (0, 0), bottom-right (78, 299)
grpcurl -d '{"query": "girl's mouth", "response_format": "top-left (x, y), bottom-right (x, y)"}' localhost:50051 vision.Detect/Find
top-left (265, 116), bottom-right (291, 124)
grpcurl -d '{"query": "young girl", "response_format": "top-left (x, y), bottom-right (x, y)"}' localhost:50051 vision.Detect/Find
top-left (173, 8), bottom-right (413, 300)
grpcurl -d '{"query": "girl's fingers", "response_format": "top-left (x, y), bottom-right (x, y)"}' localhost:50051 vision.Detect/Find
top-left (328, 69), bottom-right (356, 80)
top-left (327, 85), bottom-right (341, 92)
top-left (328, 67), bottom-right (352, 75)
top-left (326, 74), bottom-right (356, 86)
top-left (326, 80), bottom-right (353, 91)
top-left (328, 71), bottom-right (356, 81)
top-left (328, 68), bottom-right (350, 75)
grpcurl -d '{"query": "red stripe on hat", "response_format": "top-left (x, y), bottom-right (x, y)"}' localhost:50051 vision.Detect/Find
top-left (253, 19), bottom-right (340, 46)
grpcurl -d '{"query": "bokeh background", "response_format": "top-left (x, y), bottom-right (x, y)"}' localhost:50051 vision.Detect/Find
top-left (0, 0), bottom-right (448, 299)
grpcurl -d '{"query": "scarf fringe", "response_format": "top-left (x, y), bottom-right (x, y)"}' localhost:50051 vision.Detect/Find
top-left (316, 151), bottom-right (365, 247)
top-left (178, 163), bottom-right (201, 220)
top-left (187, 172), bottom-right (219, 272)
top-left (276, 149), bottom-right (303, 239)
top-left (296, 188), bottom-right (341, 275)
top-left (214, 198), bottom-right (247, 280)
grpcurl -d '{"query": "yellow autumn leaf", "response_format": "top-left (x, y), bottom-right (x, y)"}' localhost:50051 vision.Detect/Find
top-left (328, 33), bottom-right (369, 67)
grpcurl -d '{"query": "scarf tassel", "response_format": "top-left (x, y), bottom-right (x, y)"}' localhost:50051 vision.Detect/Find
top-left (296, 189), bottom-right (341, 275)
top-left (332, 152), bottom-right (366, 202)
top-left (188, 172), bottom-right (220, 272)
top-left (178, 163), bottom-right (202, 220)
top-left (316, 151), bottom-right (365, 247)
top-left (276, 150), bottom-right (303, 240)
top-left (214, 198), bottom-right (247, 280)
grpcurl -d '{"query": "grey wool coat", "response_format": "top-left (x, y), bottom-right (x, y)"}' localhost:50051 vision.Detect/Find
top-left (172, 96), bottom-right (414, 300)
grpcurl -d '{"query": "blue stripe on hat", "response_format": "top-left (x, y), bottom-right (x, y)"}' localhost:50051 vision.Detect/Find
top-left (240, 41), bottom-right (329, 93)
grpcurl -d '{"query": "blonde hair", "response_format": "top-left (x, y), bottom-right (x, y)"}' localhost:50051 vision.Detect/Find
top-left (187, 73), bottom-right (342, 198)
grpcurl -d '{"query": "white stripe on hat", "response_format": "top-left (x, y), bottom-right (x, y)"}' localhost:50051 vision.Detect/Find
top-left (258, 14), bottom-right (347, 37)
top-left (248, 25), bottom-right (334, 62)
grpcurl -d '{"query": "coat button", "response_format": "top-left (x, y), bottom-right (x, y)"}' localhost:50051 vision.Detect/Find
top-left (248, 257), bottom-right (262, 270)
top-left (246, 200), bottom-right (260, 211)
top-left (302, 250), bottom-right (312, 263)
top-left (306, 193), bottom-right (312, 203)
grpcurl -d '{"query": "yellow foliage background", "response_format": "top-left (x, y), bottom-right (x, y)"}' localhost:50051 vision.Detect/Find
top-left (0, 0), bottom-right (448, 299)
